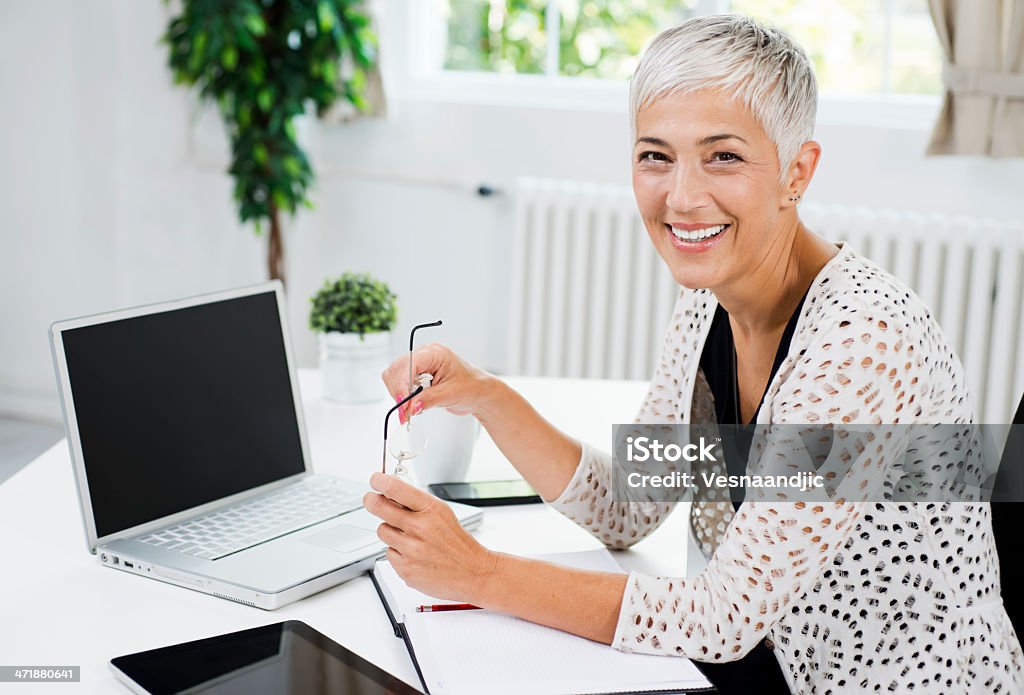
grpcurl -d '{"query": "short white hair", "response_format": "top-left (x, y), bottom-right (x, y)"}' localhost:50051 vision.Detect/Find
top-left (630, 14), bottom-right (818, 182)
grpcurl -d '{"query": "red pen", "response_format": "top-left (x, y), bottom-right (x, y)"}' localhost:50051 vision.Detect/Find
top-left (415, 603), bottom-right (481, 612)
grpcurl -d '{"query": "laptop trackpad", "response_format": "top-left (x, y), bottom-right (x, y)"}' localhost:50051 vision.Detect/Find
top-left (303, 524), bottom-right (380, 554)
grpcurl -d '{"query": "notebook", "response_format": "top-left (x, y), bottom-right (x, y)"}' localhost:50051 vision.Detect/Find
top-left (370, 549), bottom-right (714, 695)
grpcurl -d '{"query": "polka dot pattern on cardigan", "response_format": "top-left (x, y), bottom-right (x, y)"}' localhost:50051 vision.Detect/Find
top-left (550, 245), bottom-right (1023, 694)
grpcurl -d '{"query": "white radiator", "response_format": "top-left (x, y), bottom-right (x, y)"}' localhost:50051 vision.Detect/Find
top-left (509, 177), bottom-right (1024, 423)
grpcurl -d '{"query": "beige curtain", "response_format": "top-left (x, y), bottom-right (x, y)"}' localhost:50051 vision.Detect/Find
top-left (927, 0), bottom-right (1024, 156)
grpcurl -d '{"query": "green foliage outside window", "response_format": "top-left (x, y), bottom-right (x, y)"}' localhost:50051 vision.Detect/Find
top-left (731, 0), bottom-right (941, 95)
top-left (443, 0), bottom-right (694, 79)
top-left (557, 0), bottom-right (693, 78)
top-left (440, 0), bottom-right (941, 95)
top-left (445, 0), bottom-right (549, 74)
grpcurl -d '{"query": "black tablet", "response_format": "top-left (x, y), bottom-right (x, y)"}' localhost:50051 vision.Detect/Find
top-left (110, 621), bottom-right (421, 694)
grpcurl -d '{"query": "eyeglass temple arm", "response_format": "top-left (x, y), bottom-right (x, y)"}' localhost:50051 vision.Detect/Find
top-left (409, 320), bottom-right (443, 351)
top-left (408, 320), bottom-right (443, 398)
top-left (382, 386), bottom-right (424, 473)
top-left (384, 386), bottom-right (423, 442)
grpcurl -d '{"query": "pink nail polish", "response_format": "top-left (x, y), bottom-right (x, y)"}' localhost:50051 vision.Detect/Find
top-left (413, 402), bottom-right (424, 416)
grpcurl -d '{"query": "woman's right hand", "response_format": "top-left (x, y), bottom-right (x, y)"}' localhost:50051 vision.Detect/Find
top-left (381, 343), bottom-right (500, 423)
top-left (384, 343), bottom-right (581, 501)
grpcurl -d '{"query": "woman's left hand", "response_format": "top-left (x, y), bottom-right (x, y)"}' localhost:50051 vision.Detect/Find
top-left (364, 472), bottom-right (498, 602)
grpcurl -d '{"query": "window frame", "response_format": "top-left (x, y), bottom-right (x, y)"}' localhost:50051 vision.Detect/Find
top-left (386, 0), bottom-right (942, 129)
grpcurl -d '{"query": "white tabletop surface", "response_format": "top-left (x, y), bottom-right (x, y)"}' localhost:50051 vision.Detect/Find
top-left (0, 370), bottom-right (696, 694)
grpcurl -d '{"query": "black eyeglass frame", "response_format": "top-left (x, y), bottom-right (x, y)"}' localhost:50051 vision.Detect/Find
top-left (380, 320), bottom-right (443, 474)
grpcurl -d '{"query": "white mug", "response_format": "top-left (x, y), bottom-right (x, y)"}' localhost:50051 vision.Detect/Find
top-left (407, 408), bottom-right (480, 487)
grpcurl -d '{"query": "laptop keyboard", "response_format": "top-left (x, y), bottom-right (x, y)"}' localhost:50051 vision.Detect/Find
top-left (137, 477), bottom-right (365, 560)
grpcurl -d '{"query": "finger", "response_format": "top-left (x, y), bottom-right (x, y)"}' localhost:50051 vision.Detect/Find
top-left (386, 546), bottom-right (403, 565)
top-left (380, 354), bottom-right (414, 400)
top-left (371, 471), bottom-right (435, 512)
top-left (376, 522), bottom-right (406, 549)
top-left (394, 393), bottom-right (407, 425)
top-left (383, 362), bottom-right (435, 423)
top-left (362, 490), bottom-right (414, 528)
top-left (406, 381), bottom-right (460, 415)
top-left (381, 345), bottom-right (447, 399)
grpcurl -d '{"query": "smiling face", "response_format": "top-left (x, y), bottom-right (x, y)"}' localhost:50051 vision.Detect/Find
top-left (632, 89), bottom-right (796, 291)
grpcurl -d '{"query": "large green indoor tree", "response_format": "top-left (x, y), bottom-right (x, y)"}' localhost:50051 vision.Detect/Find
top-left (164, 0), bottom-right (378, 285)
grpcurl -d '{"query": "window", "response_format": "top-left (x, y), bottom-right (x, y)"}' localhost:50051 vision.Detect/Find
top-left (440, 0), bottom-right (697, 79)
top-left (417, 0), bottom-right (942, 97)
top-left (730, 0), bottom-right (942, 95)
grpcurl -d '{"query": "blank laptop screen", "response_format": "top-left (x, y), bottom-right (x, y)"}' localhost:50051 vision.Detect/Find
top-left (61, 290), bottom-right (306, 539)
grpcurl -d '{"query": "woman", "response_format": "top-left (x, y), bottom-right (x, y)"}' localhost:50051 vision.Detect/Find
top-left (364, 15), bottom-right (1023, 694)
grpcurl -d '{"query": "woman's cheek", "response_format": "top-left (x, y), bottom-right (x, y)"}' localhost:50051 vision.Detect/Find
top-left (633, 184), bottom-right (664, 219)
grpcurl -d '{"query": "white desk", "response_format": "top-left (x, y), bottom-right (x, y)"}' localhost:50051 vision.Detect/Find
top-left (0, 372), bottom-right (696, 693)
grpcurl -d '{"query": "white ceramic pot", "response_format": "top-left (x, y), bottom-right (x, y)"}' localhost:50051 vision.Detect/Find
top-left (405, 408), bottom-right (481, 487)
top-left (319, 331), bottom-right (391, 404)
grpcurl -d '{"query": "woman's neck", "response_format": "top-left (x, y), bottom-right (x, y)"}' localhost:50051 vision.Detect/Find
top-left (713, 218), bottom-right (837, 338)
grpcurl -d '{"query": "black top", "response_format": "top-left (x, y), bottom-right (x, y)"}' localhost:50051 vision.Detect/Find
top-left (698, 293), bottom-right (807, 510)
top-left (691, 293), bottom-right (807, 695)
top-left (699, 294), bottom-right (807, 426)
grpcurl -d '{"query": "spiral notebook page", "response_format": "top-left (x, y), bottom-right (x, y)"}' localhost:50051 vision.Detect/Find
top-left (407, 608), bottom-right (710, 695)
top-left (375, 549), bottom-right (711, 695)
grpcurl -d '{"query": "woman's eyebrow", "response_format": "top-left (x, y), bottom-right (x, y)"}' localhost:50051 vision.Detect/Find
top-left (697, 133), bottom-right (748, 146)
top-left (635, 136), bottom-right (670, 147)
top-left (635, 134), bottom-right (749, 148)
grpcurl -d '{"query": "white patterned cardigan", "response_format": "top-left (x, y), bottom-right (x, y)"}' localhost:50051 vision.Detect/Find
top-left (550, 245), bottom-right (1023, 694)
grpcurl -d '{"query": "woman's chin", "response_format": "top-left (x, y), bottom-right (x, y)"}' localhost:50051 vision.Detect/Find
top-left (672, 273), bottom-right (714, 290)
top-left (654, 237), bottom-right (730, 290)
top-left (665, 263), bottom-right (724, 291)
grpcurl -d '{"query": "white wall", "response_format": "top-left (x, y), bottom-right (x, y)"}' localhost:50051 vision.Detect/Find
top-left (2, 0), bottom-right (1023, 424)
top-left (0, 1), bottom-right (265, 422)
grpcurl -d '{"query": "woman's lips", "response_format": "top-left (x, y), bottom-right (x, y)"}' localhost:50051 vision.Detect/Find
top-left (665, 223), bottom-right (731, 253)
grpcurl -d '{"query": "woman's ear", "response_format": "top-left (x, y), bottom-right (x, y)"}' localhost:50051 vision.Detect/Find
top-left (782, 140), bottom-right (822, 207)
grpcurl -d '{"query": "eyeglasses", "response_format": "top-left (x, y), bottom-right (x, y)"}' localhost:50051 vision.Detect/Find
top-left (381, 320), bottom-right (443, 479)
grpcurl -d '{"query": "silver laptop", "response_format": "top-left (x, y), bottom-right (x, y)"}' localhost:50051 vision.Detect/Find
top-left (49, 281), bottom-right (482, 609)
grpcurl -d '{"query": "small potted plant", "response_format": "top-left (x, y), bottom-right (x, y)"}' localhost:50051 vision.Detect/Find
top-left (310, 273), bottom-right (397, 403)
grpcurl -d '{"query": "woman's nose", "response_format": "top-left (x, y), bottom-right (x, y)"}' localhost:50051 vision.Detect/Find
top-left (665, 162), bottom-right (712, 213)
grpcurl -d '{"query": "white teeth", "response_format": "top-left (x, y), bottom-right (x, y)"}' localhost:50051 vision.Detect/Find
top-left (670, 224), bottom-right (727, 242)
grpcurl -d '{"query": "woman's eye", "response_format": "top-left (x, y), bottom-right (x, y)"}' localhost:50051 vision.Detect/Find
top-left (711, 151), bottom-right (742, 163)
top-left (638, 151), bottom-right (669, 163)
